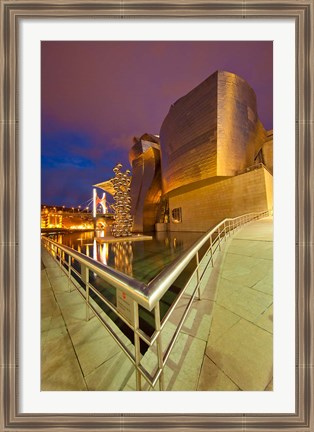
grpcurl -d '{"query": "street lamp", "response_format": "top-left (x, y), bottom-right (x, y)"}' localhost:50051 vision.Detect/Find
top-left (78, 205), bottom-right (81, 212)
top-left (86, 206), bottom-right (89, 213)
top-left (72, 207), bottom-right (74, 213)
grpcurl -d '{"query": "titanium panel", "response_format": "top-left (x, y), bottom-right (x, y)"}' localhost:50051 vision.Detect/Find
top-left (217, 71), bottom-right (266, 175)
top-left (160, 72), bottom-right (218, 194)
top-left (129, 135), bottom-right (162, 232)
top-left (160, 70), bottom-right (267, 194)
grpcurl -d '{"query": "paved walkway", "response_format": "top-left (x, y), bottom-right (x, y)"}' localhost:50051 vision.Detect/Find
top-left (41, 217), bottom-right (273, 391)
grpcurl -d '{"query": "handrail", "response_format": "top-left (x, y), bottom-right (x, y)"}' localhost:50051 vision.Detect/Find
top-left (41, 240), bottom-right (150, 307)
top-left (144, 210), bottom-right (269, 310)
top-left (236, 162), bottom-right (272, 176)
top-left (42, 209), bottom-right (271, 390)
top-left (42, 211), bottom-right (268, 311)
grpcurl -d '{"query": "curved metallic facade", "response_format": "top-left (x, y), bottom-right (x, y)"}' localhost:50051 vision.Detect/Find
top-left (160, 71), bottom-right (267, 195)
top-left (129, 134), bottom-right (162, 232)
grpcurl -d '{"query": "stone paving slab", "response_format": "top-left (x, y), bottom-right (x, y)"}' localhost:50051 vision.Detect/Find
top-left (197, 356), bottom-right (240, 391)
top-left (205, 319), bottom-right (273, 391)
top-left (198, 217), bottom-right (273, 391)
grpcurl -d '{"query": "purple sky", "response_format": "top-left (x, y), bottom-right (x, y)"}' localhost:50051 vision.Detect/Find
top-left (41, 41), bottom-right (273, 207)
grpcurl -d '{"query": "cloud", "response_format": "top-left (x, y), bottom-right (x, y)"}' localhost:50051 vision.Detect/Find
top-left (42, 155), bottom-right (94, 169)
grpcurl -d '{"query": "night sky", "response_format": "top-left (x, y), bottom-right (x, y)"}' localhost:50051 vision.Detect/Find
top-left (41, 41), bottom-right (273, 208)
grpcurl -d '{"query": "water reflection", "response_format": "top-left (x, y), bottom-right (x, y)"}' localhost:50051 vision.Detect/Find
top-left (50, 229), bottom-right (202, 283)
top-left (112, 242), bottom-right (133, 276)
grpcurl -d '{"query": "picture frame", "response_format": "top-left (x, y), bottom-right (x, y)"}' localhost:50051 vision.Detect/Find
top-left (0, 0), bottom-right (313, 431)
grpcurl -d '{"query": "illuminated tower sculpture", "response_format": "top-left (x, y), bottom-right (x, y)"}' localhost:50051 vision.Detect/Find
top-left (111, 163), bottom-right (133, 237)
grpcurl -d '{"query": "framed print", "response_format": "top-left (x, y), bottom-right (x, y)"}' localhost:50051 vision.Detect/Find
top-left (0, 1), bottom-right (313, 431)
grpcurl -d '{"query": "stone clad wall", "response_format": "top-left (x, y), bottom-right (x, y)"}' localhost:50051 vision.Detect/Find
top-left (168, 166), bottom-right (273, 232)
top-left (261, 130), bottom-right (273, 174)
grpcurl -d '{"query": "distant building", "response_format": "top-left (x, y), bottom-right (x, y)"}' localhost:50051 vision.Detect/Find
top-left (41, 205), bottom-right (93, 230)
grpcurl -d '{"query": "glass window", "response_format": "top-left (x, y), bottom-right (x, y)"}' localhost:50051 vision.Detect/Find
top-left (171, 207), bottom-right (182, 223)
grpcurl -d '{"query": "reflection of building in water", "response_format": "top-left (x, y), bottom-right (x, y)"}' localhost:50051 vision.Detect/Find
top-left (99, 242), bottom-right (109, 265)
top-left (111, 242), bottom-right (133, 276)
top-left (95, 71), bottom-right (273, 233)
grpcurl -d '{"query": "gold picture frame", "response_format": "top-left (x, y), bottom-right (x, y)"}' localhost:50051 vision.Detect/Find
top-left (1, 0), bottom-right (313, 430)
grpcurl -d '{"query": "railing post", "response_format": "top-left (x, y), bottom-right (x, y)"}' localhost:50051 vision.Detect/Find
top-left (154, 303), bottom-right (164, 391)
top-left (196, 252), bottom-right (201, 300)
top-left (218, 226), bottom-right (221, 251)
top-left (68, 255), bottom-right (72, 292)
top-left (82, 265), bottom-right (90, 322)
top-left (133, 301), bottom-right (142, 391)
top-left (210, 235), bottom-right (214, 267)
top-left (58, 246), bottom-right (62, 267)
top-left (68, 255), bottom-right (71, 277)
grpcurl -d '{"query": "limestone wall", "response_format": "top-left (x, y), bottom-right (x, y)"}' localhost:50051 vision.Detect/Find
top-left (262, 130), bottom-right (273, 174)
top-left (167, 166), bottom-right (273, 232)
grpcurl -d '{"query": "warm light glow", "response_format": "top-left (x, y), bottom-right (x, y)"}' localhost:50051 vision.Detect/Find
top-left (99, 243), bottom-right (109, 265)
top-left (93, 188), bottom-right (97, 218)
top-left (69, 223), bottom-right (93, 230)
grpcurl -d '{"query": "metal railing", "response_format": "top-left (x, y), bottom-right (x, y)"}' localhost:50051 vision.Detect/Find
top-left (42, 209), bottom-right (271, 390)
top-left (236, 162), bottom-right (272, 176)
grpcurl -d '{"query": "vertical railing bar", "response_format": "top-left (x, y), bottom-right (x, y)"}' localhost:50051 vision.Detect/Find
top-left (133, 301), bottom-right (142, 391)
top-left (86, 267), bottom-right (90, 322)
top-left (81, 264), bottom-right (90, 322)
top-left (154, 303), bottom-right (164, 391)
top-left (218, 226), bottom-right (221, 251)
top-left (68, 254), bottom-right (72, 292)
top-left (210, 235), bottom-right (214, 267)
top-left (196, 252), bottom-right (201, 300)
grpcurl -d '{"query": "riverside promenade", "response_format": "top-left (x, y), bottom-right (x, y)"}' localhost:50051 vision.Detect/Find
top-left (41, 217), bottom-right (273, 391)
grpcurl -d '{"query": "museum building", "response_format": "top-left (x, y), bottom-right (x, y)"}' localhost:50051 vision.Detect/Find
top-left (96, 70), bottom-right (273, 233)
